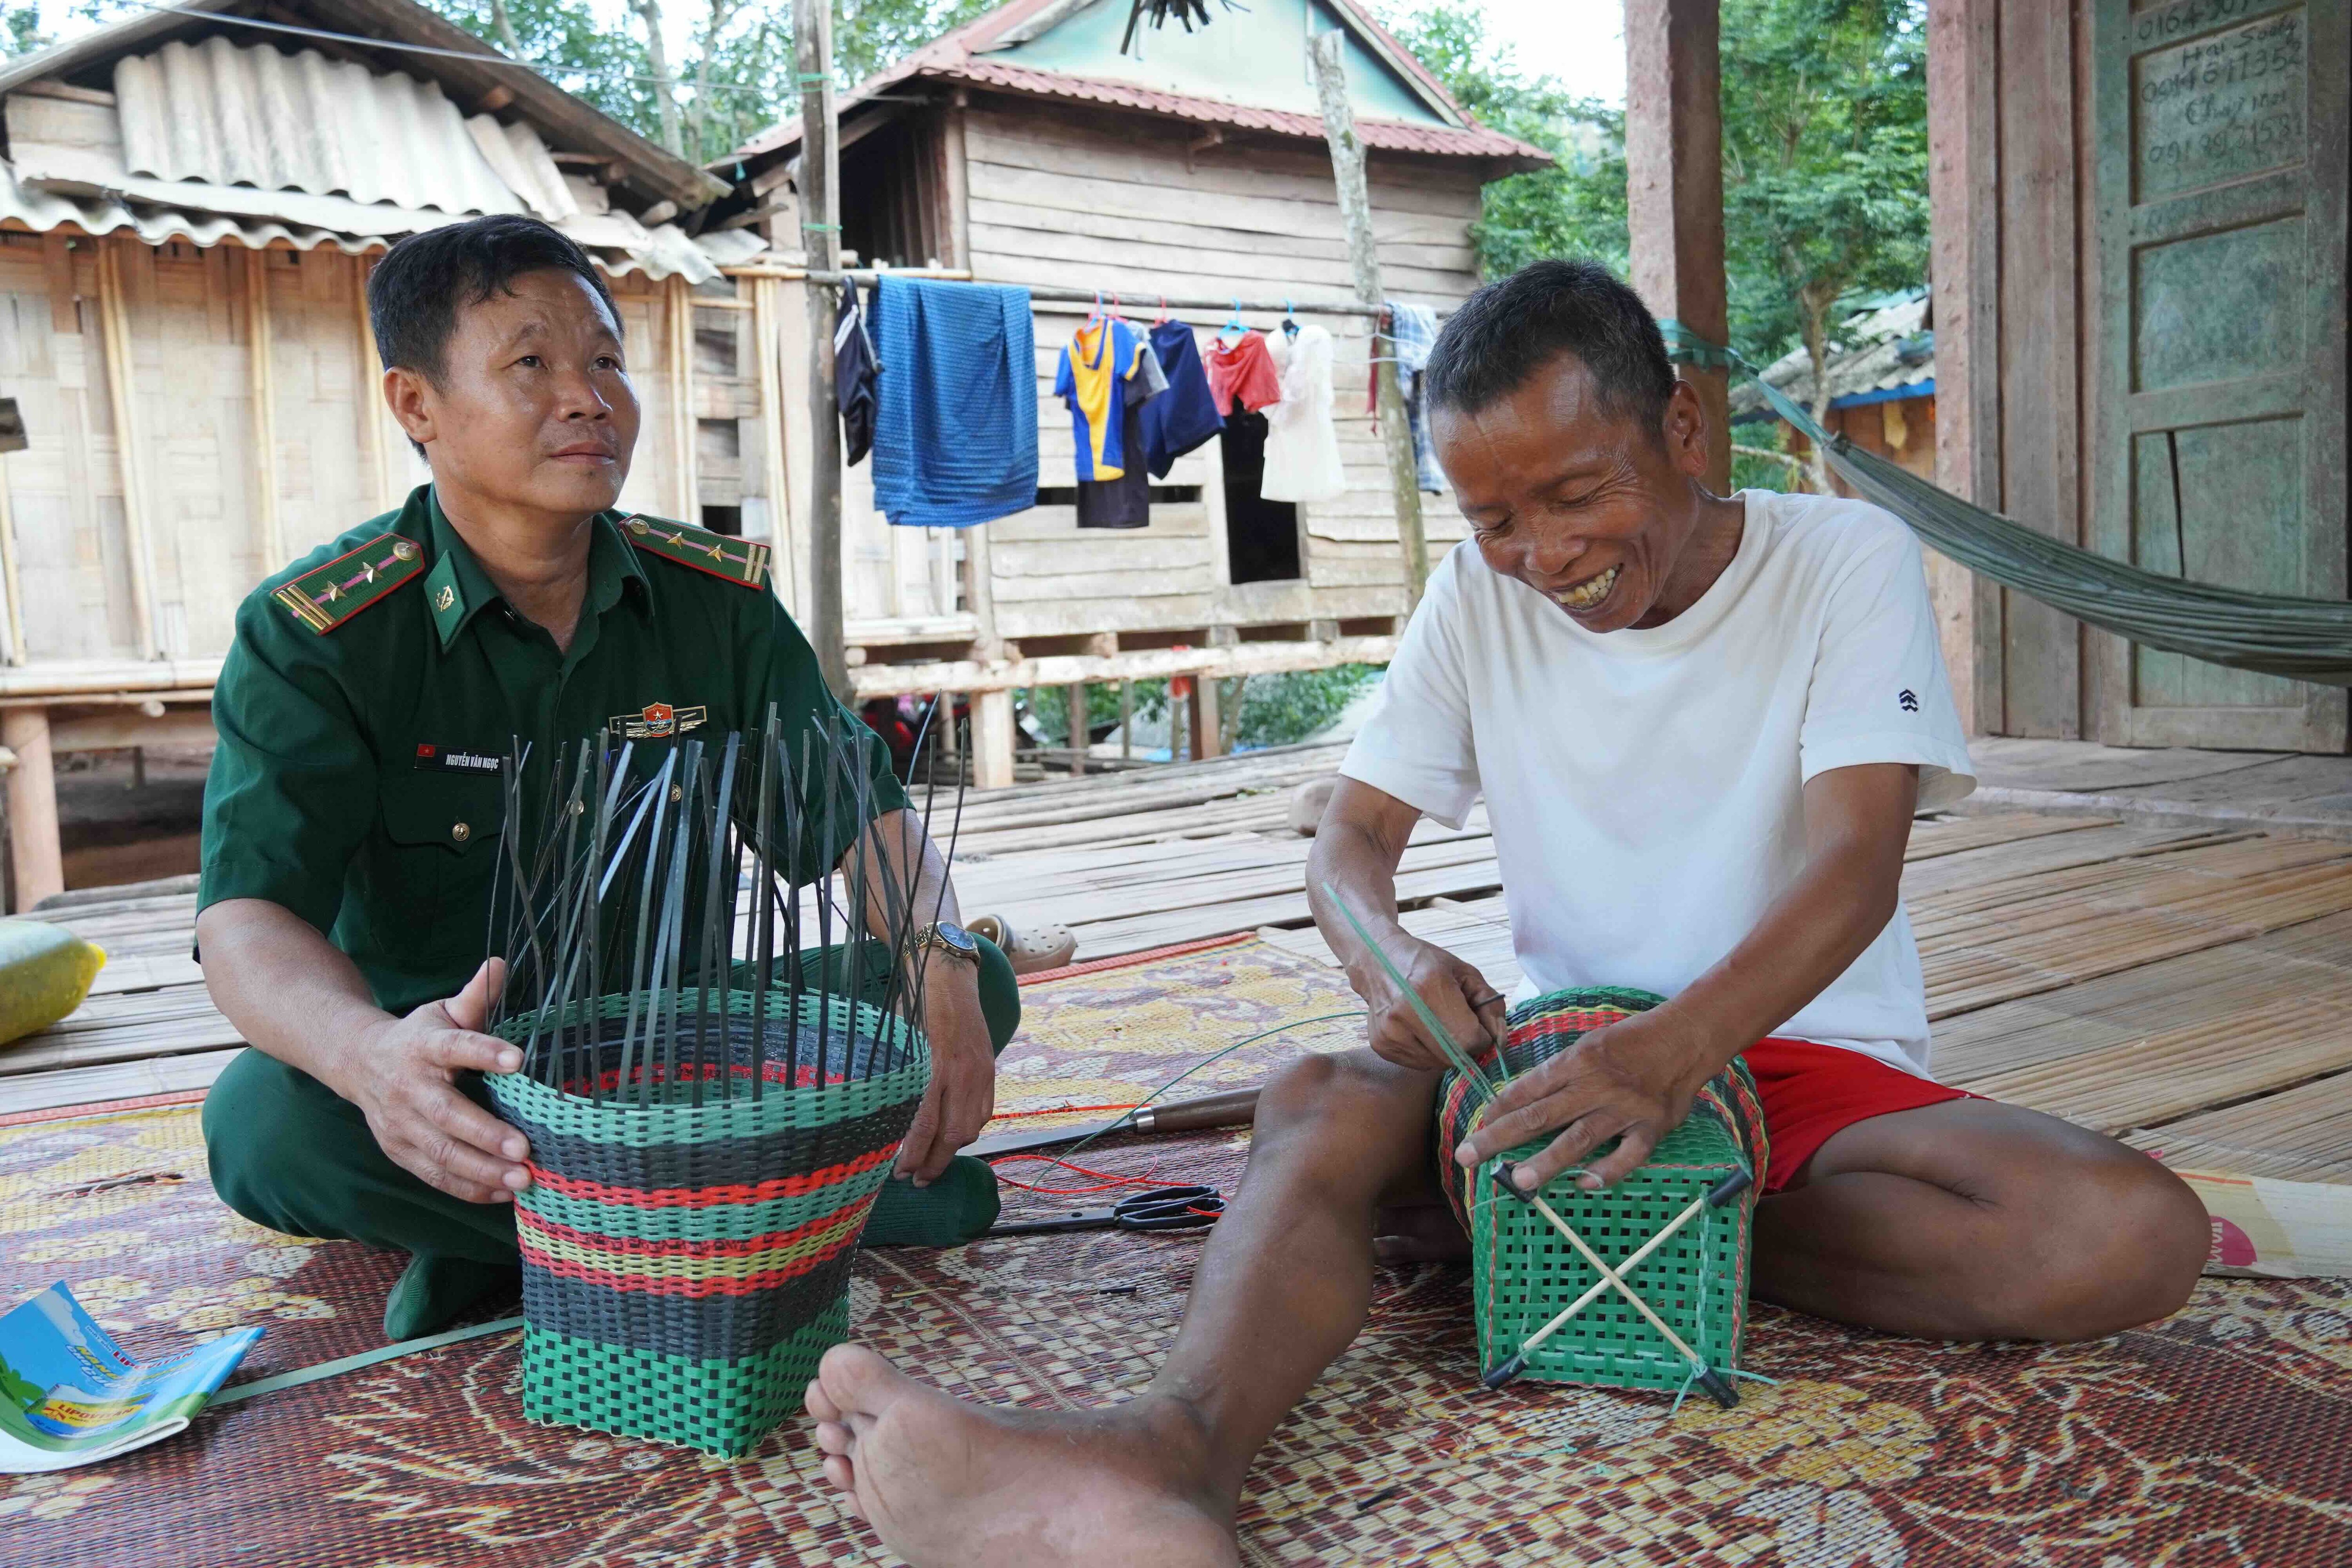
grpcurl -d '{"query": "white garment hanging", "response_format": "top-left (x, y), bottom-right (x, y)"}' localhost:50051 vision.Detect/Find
top-left (1259, 325), bottom-right (1346, 503)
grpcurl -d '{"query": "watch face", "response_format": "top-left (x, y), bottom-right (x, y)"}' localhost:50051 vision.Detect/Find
top-left (934, 921), bottom-right (978, 955)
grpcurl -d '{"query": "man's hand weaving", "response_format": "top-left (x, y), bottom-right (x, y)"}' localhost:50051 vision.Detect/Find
top-left (343, 958), bottom-right (532, 1204)
top-left (1461, 1003), bottom-right (1711, 1194)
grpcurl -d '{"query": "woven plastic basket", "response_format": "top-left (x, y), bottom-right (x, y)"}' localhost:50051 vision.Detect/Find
top-left (489, 988), bottom-right (928, 1457)
top-left (1435, 987), bottom-right (1767, 1405)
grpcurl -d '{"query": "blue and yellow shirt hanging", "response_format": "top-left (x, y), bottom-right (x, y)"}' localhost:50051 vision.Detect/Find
top-left (1055, 317), bottom-right (1149, 482)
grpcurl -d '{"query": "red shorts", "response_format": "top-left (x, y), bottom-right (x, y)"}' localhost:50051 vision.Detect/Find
top-left (1748, 1037), bottom-right (1977, 1193)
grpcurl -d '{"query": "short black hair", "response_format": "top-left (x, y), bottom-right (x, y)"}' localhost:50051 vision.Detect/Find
top-left (367, 214), bottom-right (620, 383)
top-left (1422, 259), bottom-right (1677, 430)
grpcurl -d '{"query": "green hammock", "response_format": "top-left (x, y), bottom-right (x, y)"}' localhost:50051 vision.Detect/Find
top-left (1741, 365), bottom-right (2352, 689)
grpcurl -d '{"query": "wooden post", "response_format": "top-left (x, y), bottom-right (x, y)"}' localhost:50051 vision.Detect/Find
top-left (749, 273), bottom-right (801, 610)
top-left (1310, 29), bottom-right (1428, 610)
top-left (1623, 0), bottom-right (1732, 493)
top-left (668, 275), bottom-right (700, 520)
top-left (245, 246), bottom-right (285, 572)
top-left (970, 689), bottom-right (1016, 789)
top-left (2, 706), bottom-right (62, 910)
top-left (0, 448), bottom-right (24, 665)
top-left (1926, 0), bottom-right (1999, 736)
top-left (1119, 678), bottom-right (1133, 760)
top-left (796, 0), bottom-right (850, 701)
top-left (1190, 677), bottom-right (1222, 760)
top-left (1065, 683), bottom-right (1088, 775)
top-left (94, 240), bottom-right (159, 660)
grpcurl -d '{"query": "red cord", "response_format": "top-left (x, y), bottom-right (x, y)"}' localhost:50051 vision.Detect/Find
top-left (986, 1153), bottom-right (1168, 1196)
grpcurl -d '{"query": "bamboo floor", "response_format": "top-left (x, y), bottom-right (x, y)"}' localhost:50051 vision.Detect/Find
top-left (7, 740), bottom-right (2351, 1194)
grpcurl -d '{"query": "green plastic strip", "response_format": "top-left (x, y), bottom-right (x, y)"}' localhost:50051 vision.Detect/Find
top-left (1657, 318), bottom-right (1735, 371)
top-left (208, 1315), bottom-right (524, 1408)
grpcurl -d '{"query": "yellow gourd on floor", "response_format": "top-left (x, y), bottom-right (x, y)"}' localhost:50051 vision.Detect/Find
top-left (0, 916), bottom-right (106, 1046)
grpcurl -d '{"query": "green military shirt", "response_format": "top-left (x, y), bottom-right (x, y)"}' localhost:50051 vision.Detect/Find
top-left (199, 485), bottom-right (906, 1016)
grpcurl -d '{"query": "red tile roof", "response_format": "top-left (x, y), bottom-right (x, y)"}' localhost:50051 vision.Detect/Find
top-left (724, 0), bottom-right (1550, 173)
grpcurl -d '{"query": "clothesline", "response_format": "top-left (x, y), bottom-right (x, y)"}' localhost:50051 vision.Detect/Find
top-left (805, 270), bottom-right (1452, 323)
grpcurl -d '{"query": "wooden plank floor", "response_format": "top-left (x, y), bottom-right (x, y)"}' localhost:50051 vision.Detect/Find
top-left (5, 743), bottom-right (2349, 1191)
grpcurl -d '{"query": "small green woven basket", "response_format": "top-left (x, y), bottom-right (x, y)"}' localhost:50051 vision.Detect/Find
top-left (489, 988), bottom-right (927, 1457)
top-left (1435, 987), bottom-right (1767, 1406)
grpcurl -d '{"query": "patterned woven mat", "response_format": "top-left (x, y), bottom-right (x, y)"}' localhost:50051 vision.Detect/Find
top-left (5, 936), bottom-right (2351, 1566)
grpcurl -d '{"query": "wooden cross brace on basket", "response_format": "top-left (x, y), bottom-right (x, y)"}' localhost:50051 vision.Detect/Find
top-left (1482, 1162), bottom-right (1753, 1409)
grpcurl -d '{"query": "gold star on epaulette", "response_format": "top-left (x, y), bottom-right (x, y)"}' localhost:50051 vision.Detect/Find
top-left (620, 513), bottom-right (769, 588)
top-left (271, 534), bottom-right (425, 633)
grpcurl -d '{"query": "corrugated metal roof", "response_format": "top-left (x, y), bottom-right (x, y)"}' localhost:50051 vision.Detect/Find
top-left (927, 59), bottom-right (1550, 163)
top-left (116, 37), bottom-right (525, 216)
top-left (0, 157), bottom-right (377, 255)
top-left (1, 36), bottom-right (745, 280)
top-left (0, 155), bottom-right (730, 283)
top-left (726, 0), bottom-right (1549, 170)
top-left (0, 0), bottom-right (726, 213)
top-left (1729, 295), bottom-right (1935, 420)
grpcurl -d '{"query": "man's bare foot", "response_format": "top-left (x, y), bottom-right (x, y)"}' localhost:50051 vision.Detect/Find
top-left (804, 1342), bottom-right (1239, 1568)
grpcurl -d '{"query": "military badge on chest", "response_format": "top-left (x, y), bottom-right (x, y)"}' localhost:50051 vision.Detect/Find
top-left (608, 701), bottom-right (709, 740)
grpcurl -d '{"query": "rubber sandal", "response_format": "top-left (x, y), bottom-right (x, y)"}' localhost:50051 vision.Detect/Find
top-left (965, 914), bottom-right (1079, 976)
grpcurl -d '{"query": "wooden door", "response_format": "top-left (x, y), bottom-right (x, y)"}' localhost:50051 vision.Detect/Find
top-left (2092, 0), bottom-right (2348, 752)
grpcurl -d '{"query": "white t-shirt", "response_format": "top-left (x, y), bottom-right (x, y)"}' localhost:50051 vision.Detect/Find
top-left (1340, 490), bottom-right (1976, 1076)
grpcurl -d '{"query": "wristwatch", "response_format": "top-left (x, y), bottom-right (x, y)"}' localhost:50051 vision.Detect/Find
top-left (913, 920), bottom-right (981, 966)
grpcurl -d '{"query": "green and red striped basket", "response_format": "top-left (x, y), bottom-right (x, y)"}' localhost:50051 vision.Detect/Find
top-left (1435, 987), bottom-right (1767, 1401)
top-left (490, 989), bottom-right (928, 1457)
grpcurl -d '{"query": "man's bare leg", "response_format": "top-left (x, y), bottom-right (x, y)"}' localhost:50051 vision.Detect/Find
top-left (804, 1051), bottom-right (1438, 1568)
top-left (1754, 1098), bottom-right (2209, 1340)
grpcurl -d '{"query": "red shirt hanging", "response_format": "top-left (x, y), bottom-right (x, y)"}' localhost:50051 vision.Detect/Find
top-left (1203, 332), bottom-right (1283, 414)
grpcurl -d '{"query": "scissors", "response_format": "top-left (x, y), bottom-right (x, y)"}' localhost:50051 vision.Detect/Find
top-left (986, 1185), bottom-right (1224, 1235)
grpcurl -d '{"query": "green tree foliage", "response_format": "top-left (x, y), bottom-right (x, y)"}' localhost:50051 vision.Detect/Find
top-left (1, 6), bottom-right (48, 56)
top-left (1376, 2), bottom-right (1626, 279)
top-left (1023, 665), bottom-right (1380, 756)
top-left (1719, 0), bottom-right (1929, 486)
top-left (834, 0), bottom-right (993, 88)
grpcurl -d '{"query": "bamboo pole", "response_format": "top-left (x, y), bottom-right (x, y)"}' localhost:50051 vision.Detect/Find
top-left (0, 449), bottom-right (24, 665)
top-left (749, 273), bottom-right (799, 609)
top-left (669, 275), bottom-right (699, 519)
top-left (1310, 30), bottom-right (1428, 612)
top-left (245, 247), bottom-right (285, 571)
top-left (353, 256), bottom-right (395, 511)
top-left (795, 0), bottom-right (849, 701)
top-left (93, 241), bottom-right (159, 661)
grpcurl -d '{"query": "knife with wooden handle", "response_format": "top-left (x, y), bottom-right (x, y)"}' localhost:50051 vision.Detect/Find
top-left (961, 1085), bottom-right (1263, 1161)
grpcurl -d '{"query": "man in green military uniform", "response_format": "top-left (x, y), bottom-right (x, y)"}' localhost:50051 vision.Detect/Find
top-left (198, 215), bottom-right (1013, 1341)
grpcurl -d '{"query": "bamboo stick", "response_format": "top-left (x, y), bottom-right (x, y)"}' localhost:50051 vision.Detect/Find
top-left (353, 256), bottom-right (395, 511)
top-left (0, 446), bottom-right (25, 665)
top-left (669, 275), bottom-right (699, 521)
top-left (244, 246), bottom-right (285, 572)
top-left (93, 241), bottom-right (159, 661)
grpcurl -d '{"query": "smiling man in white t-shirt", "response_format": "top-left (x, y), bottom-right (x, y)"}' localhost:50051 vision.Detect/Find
top-left (791, 263), bottom-right (2209, 1568)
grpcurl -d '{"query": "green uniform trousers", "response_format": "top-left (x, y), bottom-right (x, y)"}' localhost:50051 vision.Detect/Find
top-left (201, 938), bottom-right (1019, 1268)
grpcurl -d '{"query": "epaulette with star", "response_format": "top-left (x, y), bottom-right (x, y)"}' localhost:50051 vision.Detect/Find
top-left (620, 513), bottom-right (769, 588)
top-left (270, 533), bottom-right (425, 633)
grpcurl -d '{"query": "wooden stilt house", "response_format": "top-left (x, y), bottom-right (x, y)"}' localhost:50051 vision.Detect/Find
top-left (713, 0), bottom-right (1547, 781)
top-left (0, 0), bottom-right (777, 909)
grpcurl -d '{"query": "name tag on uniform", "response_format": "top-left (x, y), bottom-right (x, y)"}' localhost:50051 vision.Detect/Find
top-left (414, 743), bottom-right (503, 775)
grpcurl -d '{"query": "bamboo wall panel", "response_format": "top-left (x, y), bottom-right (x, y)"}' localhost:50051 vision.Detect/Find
top-left (0, 247), bottom-right (694, 672)
top-left (265, 250), bottom-right (397, 561)
top-left (0, 237), bottom-right (136, 661)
